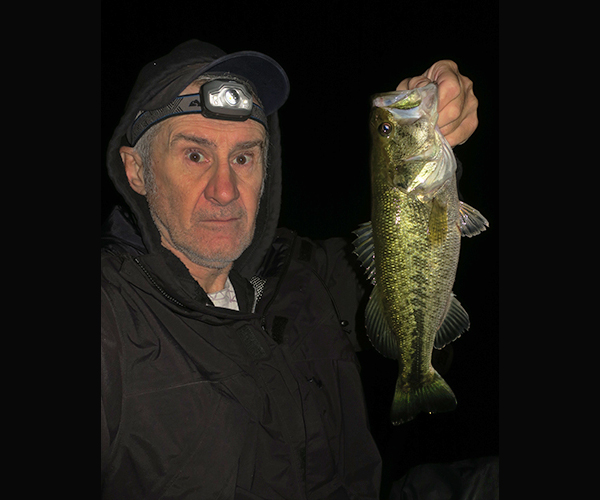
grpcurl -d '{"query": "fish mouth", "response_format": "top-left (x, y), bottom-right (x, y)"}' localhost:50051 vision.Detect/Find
top-left (371, 83), bottom-right (439, 120)
top-left (372, 92), bottom-right (419, 111)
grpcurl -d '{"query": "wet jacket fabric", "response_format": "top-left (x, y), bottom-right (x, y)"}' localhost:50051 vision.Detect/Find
top-left (101, 40), bottom-right (382, 499)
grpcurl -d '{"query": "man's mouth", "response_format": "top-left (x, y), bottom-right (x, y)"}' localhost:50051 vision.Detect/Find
top-left (201, 218), bottom-right (240, 223)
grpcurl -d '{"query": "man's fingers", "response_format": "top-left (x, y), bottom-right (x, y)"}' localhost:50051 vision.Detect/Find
top-left (440, 94), bottom-right (479, 147)
top-left (396, 76), bottom-right (433, 91)
top-left (395, 60), bottom-right (479, 147)
top-left (437, 76), bottom-right (465, 129)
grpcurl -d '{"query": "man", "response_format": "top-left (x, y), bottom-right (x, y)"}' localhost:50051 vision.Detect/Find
top-left (101, 39), bottom-right (478, 499)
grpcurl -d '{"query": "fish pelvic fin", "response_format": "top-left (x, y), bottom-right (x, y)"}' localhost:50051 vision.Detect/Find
top-left (352, 221), bottom-right (377, 284)
top-left (391, 369), bottom-right (457, 425)
top-left (458, 201), bottom-right (489, 237)
top-left (365, 284), bottom-right (398, 359)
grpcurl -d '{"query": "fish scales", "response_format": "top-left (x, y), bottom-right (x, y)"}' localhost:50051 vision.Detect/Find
top-left (373, 177), bottom-right (460, 386)
top-left (353, 83), bottom-right (488, 425)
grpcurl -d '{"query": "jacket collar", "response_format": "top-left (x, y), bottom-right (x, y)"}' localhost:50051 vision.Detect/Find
top-left (102, 205), bottom-right (257, 314)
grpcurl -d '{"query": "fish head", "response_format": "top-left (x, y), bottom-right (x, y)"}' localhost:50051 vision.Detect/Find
top-left (369, 83), bottom-right (455, 202)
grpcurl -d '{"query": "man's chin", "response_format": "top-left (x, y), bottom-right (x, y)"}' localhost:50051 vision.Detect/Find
top-left (151, 209), bottom-right (256, 271)
top-left (174, 232), bottom-right (253, 270)
top-left (176, 245), bottom-right (239, 269)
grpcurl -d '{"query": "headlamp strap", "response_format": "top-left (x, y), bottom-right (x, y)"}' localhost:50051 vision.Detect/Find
top-left (129, 93), bottom-right (267, 146)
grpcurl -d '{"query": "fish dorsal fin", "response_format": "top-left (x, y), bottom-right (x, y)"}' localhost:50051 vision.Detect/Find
top-left (458, 201), bottom-right (489, 237)
top-left (365, 284), bottom-right (399, 359)
top-left (352, 222), bottom-right (377, 284)
top-left (434, 293), bottom-right (470, 349)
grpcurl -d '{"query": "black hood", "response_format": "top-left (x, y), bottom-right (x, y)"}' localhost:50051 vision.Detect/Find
top-left (105, 40), bottom-right (288, 281)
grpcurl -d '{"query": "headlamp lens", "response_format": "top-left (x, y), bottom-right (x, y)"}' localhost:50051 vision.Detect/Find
top-left (225, 89), bottom-right (240, 106)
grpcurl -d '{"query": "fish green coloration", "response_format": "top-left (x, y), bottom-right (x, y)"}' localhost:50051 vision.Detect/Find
top-left (353, 83), bottom-right (488, 425)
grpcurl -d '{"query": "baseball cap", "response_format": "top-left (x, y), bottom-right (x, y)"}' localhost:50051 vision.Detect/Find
top-left (124, 40), bottom-right (290, 145)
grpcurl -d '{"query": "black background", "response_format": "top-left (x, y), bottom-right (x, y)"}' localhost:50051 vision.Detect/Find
top-left (102, 1), bottom-right (498, 497)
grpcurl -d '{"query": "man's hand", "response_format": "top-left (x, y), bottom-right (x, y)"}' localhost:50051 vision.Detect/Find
top-left (396, 60), bottom-right (478, 147)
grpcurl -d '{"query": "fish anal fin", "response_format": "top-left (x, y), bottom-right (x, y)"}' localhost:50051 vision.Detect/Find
top-left (434, 293), bottom-right (470, 349)
top-left (365, 284), bottom-right (398, 359)
top-left (458, 201), bottom-right (489, 237)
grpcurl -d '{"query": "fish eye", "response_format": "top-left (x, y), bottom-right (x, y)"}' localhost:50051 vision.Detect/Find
top-left (378, 122), bottom-right (392, 136)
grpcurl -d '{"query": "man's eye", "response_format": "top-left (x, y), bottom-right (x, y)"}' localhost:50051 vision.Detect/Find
top-left (187, 151), bottom-right (206, 163)
top-left (233, 154), bottom-right (252, 166)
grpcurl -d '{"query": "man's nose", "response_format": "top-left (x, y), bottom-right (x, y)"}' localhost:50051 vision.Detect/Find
top-left (204, 160), bottom-right (240, 206)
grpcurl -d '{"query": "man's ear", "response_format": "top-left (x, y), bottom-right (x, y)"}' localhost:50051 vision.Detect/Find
top-left (120, 146), bottom-right (147, 196)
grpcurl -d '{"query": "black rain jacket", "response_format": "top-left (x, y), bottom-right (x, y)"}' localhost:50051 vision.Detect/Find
top-left (101, 41), bottom-right (382, 499)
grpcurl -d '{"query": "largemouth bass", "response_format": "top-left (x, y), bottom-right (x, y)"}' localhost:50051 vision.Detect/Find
top-left (353, 83), bottom-right (488, 425)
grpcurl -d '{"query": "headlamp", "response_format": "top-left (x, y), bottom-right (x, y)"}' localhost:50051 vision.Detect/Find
top-left (200, 80), bottom-right (253, 120)
top-left (129, 79), bottom-right (267, 146)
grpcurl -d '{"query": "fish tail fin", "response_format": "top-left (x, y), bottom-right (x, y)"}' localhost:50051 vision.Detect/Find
top-left (391, 370), bottom-right (457, 425)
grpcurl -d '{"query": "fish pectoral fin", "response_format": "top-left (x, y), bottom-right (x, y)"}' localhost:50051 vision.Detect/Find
top-left (458, 201), bottom-right (489, 237)
top-left (428, 198), bottom-right (448, 246)
top-left (352, 221), bottom-right (376, 284)
top-left (434, 293), bottom-right (470, 349)
top-left (365, 284), bottom-right (398, 359)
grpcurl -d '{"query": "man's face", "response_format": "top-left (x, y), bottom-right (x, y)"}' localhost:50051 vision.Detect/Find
top-left (143, 113), bottom-right (266, 269)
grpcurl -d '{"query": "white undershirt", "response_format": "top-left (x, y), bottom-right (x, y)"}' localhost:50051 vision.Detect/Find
top-left (206, 277), bottom-right (239, 311)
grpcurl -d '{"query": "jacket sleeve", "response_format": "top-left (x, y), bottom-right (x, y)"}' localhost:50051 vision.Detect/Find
top-left (101, 283), bottom-right (124, 481)
top-left (316, 236), bottom-right (373, 352)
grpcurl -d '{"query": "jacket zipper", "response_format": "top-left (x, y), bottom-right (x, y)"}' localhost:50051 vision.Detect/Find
top-left (259, 232), bottom-right (297, 333)
top-left (249, 232), bottom-right (310, 495)
top-left (132, 257), bottom-right (187, 308)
